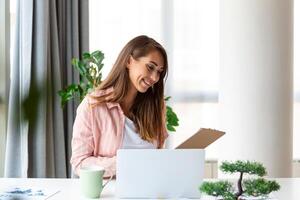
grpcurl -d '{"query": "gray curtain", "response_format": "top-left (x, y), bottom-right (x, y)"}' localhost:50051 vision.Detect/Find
top-left (4, 0), bottom-right (89, 178)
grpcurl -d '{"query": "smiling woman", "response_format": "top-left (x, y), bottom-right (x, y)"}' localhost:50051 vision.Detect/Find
top-left (70, 35), bottom-right (169, 178)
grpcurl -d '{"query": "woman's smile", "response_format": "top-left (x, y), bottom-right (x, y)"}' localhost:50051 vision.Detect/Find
top-left (141, 78), bottom-right (152, 88)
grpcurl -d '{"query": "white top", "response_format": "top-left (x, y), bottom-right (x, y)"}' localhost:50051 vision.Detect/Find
top-left (121, 117), bottom-right (156, 149)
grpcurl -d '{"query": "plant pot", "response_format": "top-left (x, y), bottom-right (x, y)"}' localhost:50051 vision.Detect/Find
top-left (239, 196), bottom-right (275, 200)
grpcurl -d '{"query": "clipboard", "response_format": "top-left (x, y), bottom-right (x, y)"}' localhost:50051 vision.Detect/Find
top-left (175, 128), bottom-right (225, 149)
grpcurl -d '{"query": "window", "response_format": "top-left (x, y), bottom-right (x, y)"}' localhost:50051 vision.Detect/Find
top-left (90, 0), bottom-right (299, 160)
top-left (89, 0), bottom-right (220, 158)
top-left (170, 0), bottom-right (219, 159)
top-left (89, 0), bottom-right (163, 77)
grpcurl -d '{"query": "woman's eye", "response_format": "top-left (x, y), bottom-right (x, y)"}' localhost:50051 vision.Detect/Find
top-left (146, 64), bottom-right (154, 71)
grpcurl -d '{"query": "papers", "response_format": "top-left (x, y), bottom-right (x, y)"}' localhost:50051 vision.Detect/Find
top-left (0, 187), bottom-right (60, 200)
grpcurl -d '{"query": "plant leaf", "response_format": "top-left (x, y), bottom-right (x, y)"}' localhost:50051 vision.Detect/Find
top-left (72, 58), bottom-right (87, 76)
top-left (164, 96), bottom-right (171, 101)
top-left (82, 52), bottom-right (91, 59)
top-left (91, 50), bottom-right (104, 64)
top-left (166, 105), bottom-right (179, 132)
top-left (199, 181), bottom-right (235, 199)
top-left (220, 160), bottom-right (267, 176)
top-left (243, 178), bottom-right (280, 196)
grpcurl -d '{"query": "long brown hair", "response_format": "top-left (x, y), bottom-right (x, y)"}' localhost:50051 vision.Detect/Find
top-left (91, 35), bottom-right (168, 148)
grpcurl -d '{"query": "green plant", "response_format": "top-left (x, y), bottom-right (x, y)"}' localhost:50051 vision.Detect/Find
top-left (164, 96), bottom-right (179, 131)
top-left (200, 181), bottom-right (235, 200)
top-left (58, 50), bottom-right (179, 132)
top-left (199, 160), bottom-right (280, 200)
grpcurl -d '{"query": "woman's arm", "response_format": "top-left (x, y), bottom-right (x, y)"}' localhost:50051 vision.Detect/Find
top-left (70, 97), bottom-right (115, 178)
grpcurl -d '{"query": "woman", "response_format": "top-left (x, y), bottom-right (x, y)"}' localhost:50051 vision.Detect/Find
top-left (70, 35), bottom-right (169, 177)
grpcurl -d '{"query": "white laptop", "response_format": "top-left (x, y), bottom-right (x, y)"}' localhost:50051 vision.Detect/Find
top-left (116, 149), bottom-right (205, 199)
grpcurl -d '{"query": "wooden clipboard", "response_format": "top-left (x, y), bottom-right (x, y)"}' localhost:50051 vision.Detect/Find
top-left (175, 128), bottom-right (225, 149)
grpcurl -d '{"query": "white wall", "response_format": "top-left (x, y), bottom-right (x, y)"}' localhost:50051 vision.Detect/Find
top-left (294, 0), bottom-right (300, 160)
top-left (219, 0), bottom-right (293, 177)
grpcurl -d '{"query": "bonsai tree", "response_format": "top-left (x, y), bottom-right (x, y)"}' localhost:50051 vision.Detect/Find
top-left (58, 50), bottom-right (179, 132)
top-left (199, 160), bottom-right (280, 200)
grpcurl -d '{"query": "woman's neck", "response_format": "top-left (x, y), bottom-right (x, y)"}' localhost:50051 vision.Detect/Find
top-left (121, 85), bottom-right (137, 116)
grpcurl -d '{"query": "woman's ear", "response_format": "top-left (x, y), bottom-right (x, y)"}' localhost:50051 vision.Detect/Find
top-left (126, 56), bottom-right (134, 69)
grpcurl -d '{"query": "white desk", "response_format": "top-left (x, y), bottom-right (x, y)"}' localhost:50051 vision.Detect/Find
top-left (0, 178), bottom-right (299, 200)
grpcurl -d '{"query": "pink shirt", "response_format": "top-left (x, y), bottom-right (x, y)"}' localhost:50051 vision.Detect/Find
top-left (70, 88), bottom-right (168, 177)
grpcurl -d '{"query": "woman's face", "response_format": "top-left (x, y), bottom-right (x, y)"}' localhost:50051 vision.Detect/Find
top-left (127, 50), bottom-right (164, 93)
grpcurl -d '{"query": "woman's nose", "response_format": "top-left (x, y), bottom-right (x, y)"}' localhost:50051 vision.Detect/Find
top-left (150, 72), bottom-right (159, 83)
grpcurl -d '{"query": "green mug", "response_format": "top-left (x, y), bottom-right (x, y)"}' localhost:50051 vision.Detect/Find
top-left (80, 166), bottom-right (113, 198)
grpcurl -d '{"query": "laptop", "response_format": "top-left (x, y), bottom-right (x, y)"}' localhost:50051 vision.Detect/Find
top-left (116, 149), bottom-right (205, 199)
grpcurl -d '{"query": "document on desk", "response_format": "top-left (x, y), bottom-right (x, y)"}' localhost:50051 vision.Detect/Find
top-left (0, 187), bottom-right (60, 200)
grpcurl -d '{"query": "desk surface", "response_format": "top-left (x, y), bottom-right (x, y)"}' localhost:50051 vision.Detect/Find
top-left (0, 178), bottom-right (299, 200)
